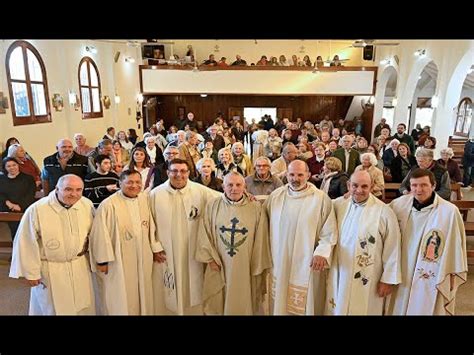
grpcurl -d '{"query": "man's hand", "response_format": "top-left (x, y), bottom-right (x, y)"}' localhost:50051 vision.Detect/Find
top-left (377, 282), bottom-right (394, 297)
top-left (106, 184), bottom-right (119, 192)
top-left (310, 255), bottom-right (328, 271)
top-left (209, 260), bottom-right (221, 272)
top-left (96, 264), bottom-right (108, 274)
top-left (153, 251), bottom-right (167, 263)
top-left (27, 279), bottom-right (41, 287)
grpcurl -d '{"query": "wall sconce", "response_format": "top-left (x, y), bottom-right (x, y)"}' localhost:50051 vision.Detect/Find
top-left (392, 97), bottom-right (398, 107)
top-left (137, 93), bottom-right (144, 103)
top-left (414, 49), bottom-right (426, 57)
top-left (431, 95), bottom-right (439, 108)
top-left (85, 46), bottom-right (97, 54)
top-left (380, 58), bottom-right (392, 65)
top-left (68, 90), bottom-right (77, 105)
top-left (200, 94), bottom-right (208, 98)
top-left (125, 56), bottom-right (135, 63)
top-left (114, 93), bottom-right (121, 104)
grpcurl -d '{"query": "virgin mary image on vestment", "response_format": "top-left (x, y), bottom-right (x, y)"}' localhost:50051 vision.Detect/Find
top-left (422, 230), bottom-right (442, 262)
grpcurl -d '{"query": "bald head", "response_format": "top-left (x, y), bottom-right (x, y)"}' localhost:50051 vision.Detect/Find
top-left (349, 170), bottom-right (373, 203)
top-left (223, 172), bottom-right (246, 202)
top-left (287, 160), bottom-right (310, 191)
top-left (56, 174), bottom-right (84, 206)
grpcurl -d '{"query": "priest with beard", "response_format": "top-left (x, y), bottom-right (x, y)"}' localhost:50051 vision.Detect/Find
top-left (264, 160), bottom-right (338, 315)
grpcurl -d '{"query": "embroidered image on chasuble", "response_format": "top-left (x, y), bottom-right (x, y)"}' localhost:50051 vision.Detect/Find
top-left (196, 195), bottom-right (271, 315)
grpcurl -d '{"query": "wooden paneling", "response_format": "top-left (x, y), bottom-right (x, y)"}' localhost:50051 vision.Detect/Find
top-left (146, 94), bottom-right (355, 132)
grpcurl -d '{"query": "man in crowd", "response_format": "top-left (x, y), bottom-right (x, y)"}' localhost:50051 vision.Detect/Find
top-left (391, 123), bottom-right (415, 154)
top-left (333, 135), bottom-right (361, 176)
top-left (265, 160), bottom-right (337, 315)
top-left (149, 159), bottom-right (220, 314)
top-left (245, 156), bottom-right (283, 201)
top-left (10, 175), bottom-right (96, 315)
top-left (389, 169), bottom-right (467, 315)
top-left (326, 170), bottom-right (401, 315)
top-left (89, 170), bottom-right (160, 315)
top-left (42, 138), bottom-right (89, 194)
top-left (196, 172), bottom-right (272, 314)
top-left (83, 155), bottom-right (119, 208)
top-left (73, 133), bottom-right (94, 156)
top-left (270, 143), bottom-right (299, 183)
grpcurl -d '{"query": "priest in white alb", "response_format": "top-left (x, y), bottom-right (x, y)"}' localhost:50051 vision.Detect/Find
top-left (89, 170), bottom-right (159, 315)
top-left (9, 174), bottom-right (96, 315)
top-left (325, 170), bottom-right (401, 315)
top-left (264, 160), bottom-right (338, 315)
top-left (149, 158), bottom-right (221, 315)
top-left (196, 172), bottom-right (272, 315)
top-left (389, 168), bottom-right (468, 315)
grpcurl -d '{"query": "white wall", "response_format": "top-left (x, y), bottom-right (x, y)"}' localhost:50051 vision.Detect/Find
top-left (0, 40), bottom-right (141, 168)
top-left (141, 68), bottom-right (375, 95)
top-left (344, 96), bottom-right (368, 121)
top-left (374, 40), bottom-right (474, 156)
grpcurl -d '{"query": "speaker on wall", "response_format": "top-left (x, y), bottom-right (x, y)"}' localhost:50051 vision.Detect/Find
top-left (363, 45), bottom-right (375, 61)
top-left (114, 51), bottom-right (121, 63)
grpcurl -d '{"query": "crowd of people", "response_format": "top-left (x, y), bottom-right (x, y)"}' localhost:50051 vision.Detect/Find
top-left (0, 111), bottom-right (469, 316)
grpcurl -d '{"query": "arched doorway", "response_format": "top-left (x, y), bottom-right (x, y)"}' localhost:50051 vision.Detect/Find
top-left (453, 67), bottom-right (474, 137)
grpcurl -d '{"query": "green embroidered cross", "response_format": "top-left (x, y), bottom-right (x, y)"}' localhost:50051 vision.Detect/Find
top-left (219, 217), bottom-right (248, 257)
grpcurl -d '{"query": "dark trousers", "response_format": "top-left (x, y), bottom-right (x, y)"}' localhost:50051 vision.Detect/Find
top-left (463, 165), bottom-right (474, 186)
top-left (7, 221), bottom-right (20, 241)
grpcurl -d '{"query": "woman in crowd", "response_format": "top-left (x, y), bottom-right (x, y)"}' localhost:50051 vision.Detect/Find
top-left (215, 148), bottom-right (243, 180)
top-left (111, 140), bottom-right (130, 166)
top-left (127, 128), bottom-right (139, 145)
top-left (366, 144), bottom-right (384, 170)
top-left (438, 147), bottom-right (462, 183)
top-left (124, 147), bottom-right (153, 192)
top-left (302, 55), bottom-right (312, 67)
top-left (193, 157), bottom-right (223, 192)
top-left (7, 144), bottom-right (42, 188)
top-left (231, 142), bottom-right (253, 177)
top-left (265, 128), bottom-right (283, 161)
top-left (354, 152), bottom-right (385, 198)
top-left (390, 142), bottom-right (417, 183)
top-left (117, 130), bottom-right (134, 152)
top-left (320, 157), bottom-right (349, 199)
top-left (297, 141), bottom-right (314, 161)
top-left (0, 157), bottom-right (36, 240)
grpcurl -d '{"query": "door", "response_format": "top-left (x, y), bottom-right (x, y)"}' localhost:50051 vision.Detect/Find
top-left (228, 107), bottom-right (244, 124)
top-left (277, 108), bottom-right (293, 121)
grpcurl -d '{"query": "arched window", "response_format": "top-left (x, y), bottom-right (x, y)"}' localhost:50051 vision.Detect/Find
top-left (78, 57), bottom-right (103, 119)
top-left (5, 41), bottom-right (51, 126)
top-left (454, 97), bottom-right (472, 137)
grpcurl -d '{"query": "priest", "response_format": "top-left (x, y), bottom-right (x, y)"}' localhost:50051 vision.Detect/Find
top-left (389, 168), bottom-right (468, 315)
top-left (326, 170), bottom-right (401, 315)
top-left (89, 170), bottom-right (159, 315)
top-left (9, 174), bottom-right (96, 315)
top-left (264, 160), bottom-right (338, 315)
top-left (149, 158), bottom-right (221, 315)
top-left (196, 172), bottom-right (272, 315)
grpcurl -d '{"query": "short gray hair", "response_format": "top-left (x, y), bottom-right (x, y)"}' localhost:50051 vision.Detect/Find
top-left (415, 147), bottom-right (434, 160)
top-left (7, 143), bottom-right (22, 158)
top-left (254, 156), bottom-right (271, 168)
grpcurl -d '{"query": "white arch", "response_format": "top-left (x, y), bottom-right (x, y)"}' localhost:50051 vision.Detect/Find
top-left (393, 56), bottom-right (434, 126)
top-left (442, 48), bottom-right (474, 135)
top-left (373, 65), bottom-right (398, 140)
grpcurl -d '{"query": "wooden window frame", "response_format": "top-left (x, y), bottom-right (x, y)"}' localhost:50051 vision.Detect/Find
top-left (454, 97), bottom-right (472, 137)
top-left (5, 40), bottom-right (52, 126)
top-left (78, 56), bottom-right (103, 119)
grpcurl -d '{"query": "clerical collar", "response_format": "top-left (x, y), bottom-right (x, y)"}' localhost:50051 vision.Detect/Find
top-left (120, 190), bottom-right (138, 200)
top-left (288, 183), bottom-right (308, 193)
top-left (351, 197), bottom-right (369, 207)
top-left (224, 194), bottom-right (245, 205)
top-left (55, 192), bottom-right (72, 209)
top-left (170, 182), bottom-right (187, 190)
top-left (413, 192), bottom-right (436, 211)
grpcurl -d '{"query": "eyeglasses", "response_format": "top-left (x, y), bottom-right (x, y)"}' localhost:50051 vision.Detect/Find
top-left (168, 169), bottom-right (189, 175)
top-left (164, 152), bottom-right (179, 156)
top-left (255, 165), bottom-right (270, 168)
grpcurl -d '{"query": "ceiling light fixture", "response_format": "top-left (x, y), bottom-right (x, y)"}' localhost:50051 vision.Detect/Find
top-left (85, 46), bottom-right (97, 54)
top-left (125, 56), bottom-right (135, 63)
top-left (414, 49), bottom-right (426, 57)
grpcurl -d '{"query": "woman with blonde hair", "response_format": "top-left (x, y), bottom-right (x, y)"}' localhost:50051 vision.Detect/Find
top-left (193, 157), bottom-right (223, 192)
top-left (216, 147), bottom-right (243, 180)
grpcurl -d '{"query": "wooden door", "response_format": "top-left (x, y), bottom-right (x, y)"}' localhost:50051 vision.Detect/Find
top-left (228, 107), bottom-right (244, 124)
top-left (277, 107), bottom-right (293, 121)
